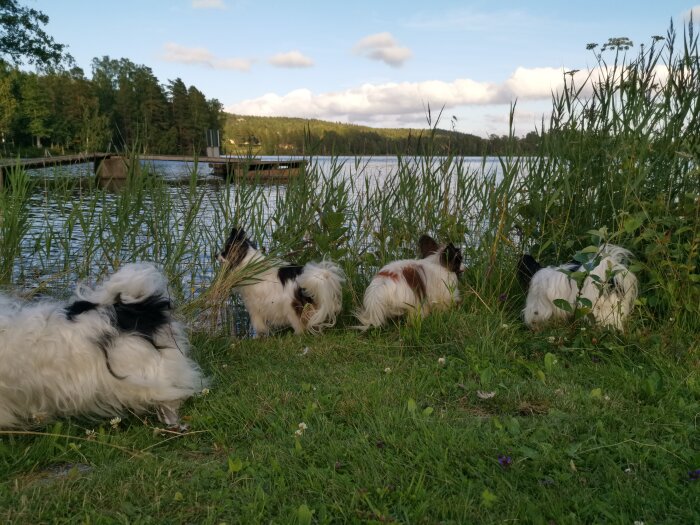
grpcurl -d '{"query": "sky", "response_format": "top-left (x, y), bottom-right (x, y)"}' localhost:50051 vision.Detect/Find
top-left (29, 0), bottom-right (700, 137)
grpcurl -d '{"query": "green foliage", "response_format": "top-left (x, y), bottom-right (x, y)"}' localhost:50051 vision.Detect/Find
top-left (0, 0), bottom-right (70, 66)
top-left (0, 164), bottom-right (32, 283)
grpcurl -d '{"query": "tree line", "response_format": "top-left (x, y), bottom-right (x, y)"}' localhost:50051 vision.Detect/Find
top-left (0, 58), bottom-right (225, 156)
top-left (224, 114), bottom-right (541, 157)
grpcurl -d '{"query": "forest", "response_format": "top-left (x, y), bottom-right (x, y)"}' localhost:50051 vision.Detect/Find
top-left (0, 58), bottom-right (225, 157)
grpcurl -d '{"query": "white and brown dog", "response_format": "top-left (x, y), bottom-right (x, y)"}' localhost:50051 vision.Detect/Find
top-left (0, 263), bottom-right (206, 429)
top-left (356, 235), bottom-right (465, 329)
top-left (517, 244), bottom-right (638, 330)
top-left (218, 227), bottom-right (345, 336)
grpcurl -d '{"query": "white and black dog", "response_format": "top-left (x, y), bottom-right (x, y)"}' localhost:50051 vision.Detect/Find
top-left (0, 263), bottom-right (206, 429)
top-left (218, 227), bottom-right (345, 336)
top-left (356, 235), bottom-right (465, 329)
top-left (517, 244), bottom-right (638, 331)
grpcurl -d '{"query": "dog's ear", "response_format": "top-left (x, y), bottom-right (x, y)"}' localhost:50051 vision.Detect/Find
top-left (517, 254), bottom-right (541, 289)
top-left (441, 243), bottom-right (464, 273)
top-left (220, 226), bottom-right (253, 266)
top-left (418, 235), bottom-right (440, 258)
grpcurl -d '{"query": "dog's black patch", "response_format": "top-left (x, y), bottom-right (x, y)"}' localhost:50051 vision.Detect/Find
top-left (292, 286), bottom-right (315, 317)
top-left (441, 243), bottom-right (464, 274)
top-left (517, 254), bottom-right (542, 288)
top-left (95, 332), bottom-right (126, 380)
top-left (113, 294), bottom-right (171, 342)
top-left (65, 300), bottom-right (99, 320)
top-left (220, 226), bottom-right (254, 269)
top-left (278, 265), bottom-right (304, 285)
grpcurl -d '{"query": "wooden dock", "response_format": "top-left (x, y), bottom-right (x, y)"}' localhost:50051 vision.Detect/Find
top-left (0, 153), bottom-right (305, 187)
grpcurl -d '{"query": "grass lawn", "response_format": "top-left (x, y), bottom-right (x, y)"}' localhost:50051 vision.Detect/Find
top-left (1, 303), bottom-right (699, 524)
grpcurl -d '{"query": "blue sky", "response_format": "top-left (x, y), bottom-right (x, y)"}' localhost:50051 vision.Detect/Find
top-left (31, 0), bottom-right (699, 136)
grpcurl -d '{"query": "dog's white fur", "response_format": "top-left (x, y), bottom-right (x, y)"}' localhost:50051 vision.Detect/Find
top-left (521, 244), bottom-right (638, 331)
top-left (356, 235), bottom-right (464, 329)
top-left (219, 228), bottom-right (345, 336)
top-left (0, 263), bottom-right (206, 429)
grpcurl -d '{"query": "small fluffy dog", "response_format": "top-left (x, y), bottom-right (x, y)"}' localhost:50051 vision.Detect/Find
top-left (517, 244), bottom-right (638, 330)
top-left (218, 227), bottom-right (345, 336)
top-left (0, 263), bottom-right (206, 429)
top-left (356, 234), bottom-right (465, 329)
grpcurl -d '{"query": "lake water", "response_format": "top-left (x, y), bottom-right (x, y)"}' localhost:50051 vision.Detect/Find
top-left (11, 155), bottom-right (501, 309)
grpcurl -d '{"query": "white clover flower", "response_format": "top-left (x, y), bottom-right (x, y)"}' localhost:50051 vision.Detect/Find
top-left (200, 387), bottom-right (210, 396)
top-left (298, 422), bottom-right (308, 431)
top-left (384, 367), bottom-right (391, 373)
top-left (85, 429), bottom-right (96, 440)
top-left (501, 323), bottom-right (509, 329)
top-left (110, 416), bottom-right (121, 428)
top-left (438, 357), bottom-right (446, 366)
top-left (547, 336), bottom-right (556, 344)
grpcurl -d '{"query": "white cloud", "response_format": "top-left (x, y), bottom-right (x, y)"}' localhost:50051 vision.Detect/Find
top-left (683, 5), bottom-right (700, 22)
top-left (353, 32), bottom-right (412, 67)
top-left (226, 66), bottom-right (581, 122)
top-left (192, 0), bottom-right (226, 9)
top-left (161, 43), bottom-right (251, 71)
top-left (268, 50), bottom-right (314, 68)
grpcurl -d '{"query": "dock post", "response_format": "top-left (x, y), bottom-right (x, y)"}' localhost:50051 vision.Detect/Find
top-left (94, 156), bottom-right (135, 188)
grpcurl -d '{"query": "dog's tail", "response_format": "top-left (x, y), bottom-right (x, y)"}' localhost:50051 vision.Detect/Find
top-left (600, 244), bottom-right (634, 266)
top-left (353, 285), bottom-right (388, 331)
top-left (598, 245), bottom-right (638, 306)
top-left (296, 260), bottom-right (345, 333)
top-left (71, 263), bottom-right (173, 341)
top-left (517, 254), bottom-right (542, 289)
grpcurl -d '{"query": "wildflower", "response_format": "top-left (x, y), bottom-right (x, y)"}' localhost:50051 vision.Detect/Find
top-left (200, 387), bottom-right (210, 396)
top-left (547, 336), bottom-right (556, 344)
top-left (384, 367), bottom-right (391, 374)
top-left (498, 455), bottom-right (512, 468)
top-left (85, 429), bottom-right (96, 440)
top-left (624, 467), bottom-right (633, 474)
top-left (689, 468), bottom-right (700, 481)
top-left (498, 293), bottom-right (508, 302)
top-left (109, 416), bottom-right (121, 429)
top-left (298, 422), bottom-right (308, 431)
top-left (294, 429), bottom-right (303, 437)
top-left (501, 323), bottom-right (509, 329)
top-left (438, 357), bottom-right (446, 367)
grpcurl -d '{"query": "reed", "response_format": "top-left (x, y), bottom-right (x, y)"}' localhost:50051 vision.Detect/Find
top-left (1, 24), bottom-right (697, 333)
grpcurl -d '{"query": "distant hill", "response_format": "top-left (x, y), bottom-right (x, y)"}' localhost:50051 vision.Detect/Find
top-left (223, 114), bottom-right (537, 156)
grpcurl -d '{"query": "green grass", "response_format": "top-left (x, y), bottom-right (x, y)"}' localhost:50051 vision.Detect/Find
top-left (2, 302), bottom-right (698, 524)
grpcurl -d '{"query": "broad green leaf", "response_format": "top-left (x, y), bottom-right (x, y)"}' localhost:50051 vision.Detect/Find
top-left (553, 299), bottom-right (573, 312)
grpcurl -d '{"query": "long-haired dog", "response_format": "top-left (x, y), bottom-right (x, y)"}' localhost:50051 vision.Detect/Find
top-left (0, 263), bottom-right (206, 429)
top-left (356, 234), bottom-right (465, 329)
top-left (517, 244), bottom-right (638, 331)
top-left (217, 227), bottom-right (345, 336)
